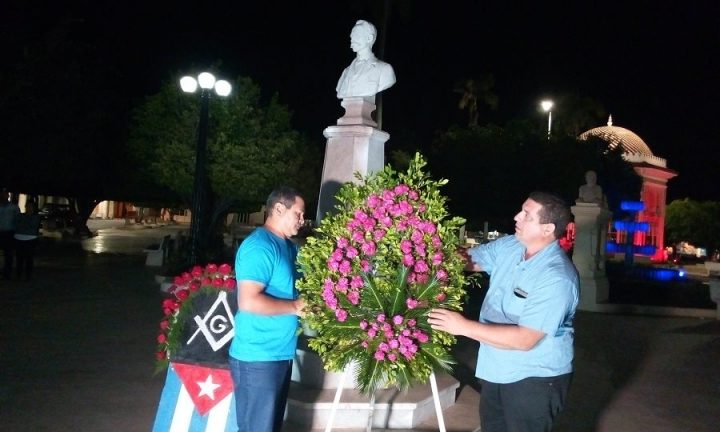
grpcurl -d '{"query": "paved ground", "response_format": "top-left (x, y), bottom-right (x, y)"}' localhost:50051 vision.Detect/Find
top-left (1, 220), bottom-right (719, 431)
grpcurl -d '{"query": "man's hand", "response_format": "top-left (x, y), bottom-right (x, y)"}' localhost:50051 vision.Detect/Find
top-left (294, 298), bottom-right (306, 317)
top-left (428, 308), bottom-right (469, 336)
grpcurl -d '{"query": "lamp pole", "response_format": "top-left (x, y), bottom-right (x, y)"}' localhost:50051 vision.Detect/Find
top-left (180, 72), bottom-right (232, 265)
top-left (541, 99), bottom-right (553, 139)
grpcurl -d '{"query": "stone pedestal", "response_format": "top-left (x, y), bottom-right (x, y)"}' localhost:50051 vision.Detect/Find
top-left (288, 337), bottom-right (459, 429)
top-left (572, 203), bottom-right (612, 311)
top-left (316, 98), bottom-right (389, 222)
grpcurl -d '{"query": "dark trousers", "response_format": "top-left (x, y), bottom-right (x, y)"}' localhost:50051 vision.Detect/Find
top-left (229, 357), bottom-right (292, 432)
top-left (0, 231), bottom-right (13, 279)
top-left (480, 373), bottom-right (572, 432)
top-left (15, 238), bottom-right (37, 280)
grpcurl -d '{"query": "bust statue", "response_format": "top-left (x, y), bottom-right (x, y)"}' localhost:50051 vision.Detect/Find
top-left (577, 170), bottom-right (605, 205)
top-left (336, 20), bottom-right (396, 100)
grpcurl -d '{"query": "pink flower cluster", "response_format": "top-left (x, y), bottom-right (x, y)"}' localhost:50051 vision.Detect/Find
top-left (359, 314), bottom-right (429, 362)
top-left (322, 184), bottom-right (450, 322)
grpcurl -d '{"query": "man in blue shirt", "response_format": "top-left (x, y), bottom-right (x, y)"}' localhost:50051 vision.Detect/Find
top-left (229, 186), bottom-right (306, 432)
top-left (429, 191), bottom-right (579, 432)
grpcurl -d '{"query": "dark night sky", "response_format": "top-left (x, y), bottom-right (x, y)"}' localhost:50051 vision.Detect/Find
top-left (3, 1), bottom-right (719, 201)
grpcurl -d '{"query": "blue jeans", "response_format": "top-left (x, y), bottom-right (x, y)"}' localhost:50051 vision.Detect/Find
top-left (229, 357), bottom-right (293, 432)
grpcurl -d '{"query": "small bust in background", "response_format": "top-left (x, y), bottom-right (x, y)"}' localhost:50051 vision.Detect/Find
top-left (577, 170), bottom-right (605, 206)
top-left (336, 20), bottom-right (396, 100)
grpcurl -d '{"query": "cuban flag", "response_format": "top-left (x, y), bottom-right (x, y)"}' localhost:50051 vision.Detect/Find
top-left (153, 362), bottom-right (237, 432)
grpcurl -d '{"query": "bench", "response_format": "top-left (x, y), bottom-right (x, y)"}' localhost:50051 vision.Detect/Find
top-left (144, 235), bottom-right (171, 266)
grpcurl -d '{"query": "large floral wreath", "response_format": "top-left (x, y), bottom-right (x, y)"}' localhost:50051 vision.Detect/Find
top-left (297, 153), bottom-right (467, 395)
top-left (155, 263), bottom-right (236, 372)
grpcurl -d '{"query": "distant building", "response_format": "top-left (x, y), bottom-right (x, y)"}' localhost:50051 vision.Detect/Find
top-left (579, 116), bottom-right (677, 261)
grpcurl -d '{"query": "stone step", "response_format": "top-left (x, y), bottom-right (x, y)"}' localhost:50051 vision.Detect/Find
top-left (286, 373), bottom-right (460, 429)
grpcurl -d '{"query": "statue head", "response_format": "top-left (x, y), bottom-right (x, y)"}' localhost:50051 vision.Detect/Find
top-left (350, 20), bottom-right (377, 53)
top-left (585, 170), bottom-right (597, 186)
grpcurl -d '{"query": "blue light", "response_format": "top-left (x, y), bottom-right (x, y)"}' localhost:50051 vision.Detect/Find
top-left (621, 201), bottom-right (645, 211)
top-left (678, 270), bottom-right (686, 277)
top-left (614, 221), bottom-right (651, 232)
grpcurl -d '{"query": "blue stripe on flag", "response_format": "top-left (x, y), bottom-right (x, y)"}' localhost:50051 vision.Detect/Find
top-left (153, 366), bottom-right (237, 432)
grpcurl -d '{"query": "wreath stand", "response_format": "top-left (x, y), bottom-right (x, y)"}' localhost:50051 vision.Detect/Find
top-left (323, 370), bottom-right (447, 432)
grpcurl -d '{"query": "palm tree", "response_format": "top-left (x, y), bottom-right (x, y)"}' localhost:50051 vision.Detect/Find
top-left (454, 74), bottom-right (499, 127)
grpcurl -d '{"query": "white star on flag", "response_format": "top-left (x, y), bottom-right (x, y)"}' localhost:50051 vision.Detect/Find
top-left (197, 374), bottom-right (222, 400)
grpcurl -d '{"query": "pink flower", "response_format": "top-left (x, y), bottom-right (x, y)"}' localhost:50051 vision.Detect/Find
top-left (350, 275), bottom-right (364, 288)
top-left (331, 248), bottom-right (344, 262)
top-left (431, 236), bottom-right (442, 248)
top-left (379, 342), bottom-right (390, 352)
top-left (402, 254), bottom-right (415, 267)
top-left (387, 353), bottom-right (397, 362)
top-left (327, 259), bottom-right (340, 271)
top-left (373, 229), bottom-right (386, 241)
top-left (432, 252), bottom-right (444, 266)
top-left (416, 274), bottom-right (429, 284)
top-left (394, 184), bottom-right (410, 195)
top-left (323, 278), bottom-right (335, 290)
top-left (407, 272), bottom-right (417, 284)
top-left (436, 292), bottom-right (447, 302)
top-left (361, 341), bottom-right (369, 348)
top-left (374, 350), bottom-right (386, 361)
top-left (367, 194), bottom-right (382, 208)
top-left (389, 339), bottom-right (400, 349)
top-left (400, 240), bottom-right (413, 254)
top-left (393, 315), bottom-right (404, 325)
top-left (336, 236), bottom-right (349, 249)
top-left (382, 189), bottom-right (395, 201)
top-left (408, 190), bottom-right (419, 200)
top-left (414, 331), bottom-right (429, 343)
top-left (407, 319), bottom-right (417, 327)
top-left (367, 328), bottom-right (377, 338)
top-left (406, 298), bottom-right (419, 309)
top-left (339, 260), bottom-right (352, 275)
top-left (352, 230), bottom-right (365, 242)
top-left (205, 263), bottom-right (218, 273)
top-left (360, 260), bottom-right (371, 272)
top-left (335, 308), bottom-right (348, 322)
top-left (415, 244), bottom-right (427, 257)
top-left (414, 260), bottom-right (429, 273)
top-left (360, 320), bottom-right (369, 330)
top-left (337, 277), bottom-right (349, 290)
top-left (190, 266), bottom-right (203, 277)
top-left (361, 241), bottom-right (377, 256)
top-left (411, 230), bottom-right (424, 244)
top-left (380, 216), bottom-right (393, 227)
top-left (377, 314), bottom-right (386, 323)
top-left (398, 200), bottom-right (413, 215)
top-left (436, 268), bottom-right (448, 281)
top-left (347, 290), bottom-right (360, 305)
top-left (345, 246), bottom-right (359, 259)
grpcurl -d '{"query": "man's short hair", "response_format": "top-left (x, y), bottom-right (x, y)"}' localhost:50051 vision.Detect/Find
top-left (266, 186), bottom-right (302, 212)
top-left (528, 191), bottom-right (571, 239)
top-left (354, 20), bottom-right (377, 44)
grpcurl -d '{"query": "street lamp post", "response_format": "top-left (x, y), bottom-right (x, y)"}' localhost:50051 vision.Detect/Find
top-left (540, 99), bottom-right (553, 139)
top-left (180, 72), bottom-right (232, 265)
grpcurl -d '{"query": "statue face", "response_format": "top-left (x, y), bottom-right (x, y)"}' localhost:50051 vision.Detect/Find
top-left (350, 26), bottom-right (372, 53)
top-left (585, 171), bottom-right (597, 185)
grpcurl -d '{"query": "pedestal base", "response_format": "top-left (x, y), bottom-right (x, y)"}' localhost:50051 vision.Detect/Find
top-left (286, 374), bottom-right (459, 429)
top-left (578, 275), bottom-right (610, 312)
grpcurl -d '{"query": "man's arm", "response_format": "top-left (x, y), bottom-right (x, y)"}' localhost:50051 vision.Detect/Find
top-left (237, 280), bottom-right (304, 316)
top-left (427, 308), bottom-right (544, 351)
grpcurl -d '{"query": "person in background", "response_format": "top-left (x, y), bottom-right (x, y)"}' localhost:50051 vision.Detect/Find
top-left (429, 191), bottom-right (579, 432)
top-left (0, 190), bottom-right (20, 280)
top-left (228, 186), bottom-right (306, 432)
top-left (14, 200), bottom-right (42, 281)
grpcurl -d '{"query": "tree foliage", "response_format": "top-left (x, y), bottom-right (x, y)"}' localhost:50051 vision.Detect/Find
top-left (666, 199), bottom-right (720, 252)
top-left (428, 122), bottom-right (641, 232)
top-left (127, 74), bottom-right (320, 216)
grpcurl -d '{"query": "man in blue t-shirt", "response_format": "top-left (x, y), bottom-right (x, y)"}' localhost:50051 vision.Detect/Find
top-left (429, 191), bottom-right (579, 432)
top-left (229, 186), bottom-right (306, 432)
